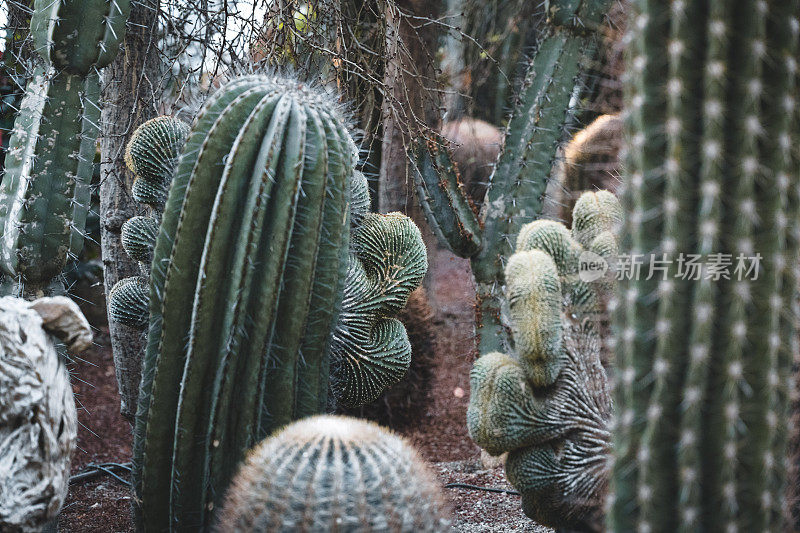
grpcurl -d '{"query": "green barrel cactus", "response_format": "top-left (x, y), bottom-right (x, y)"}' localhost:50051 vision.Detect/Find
top-left (467, 190), bottom-right (620, 530)
top-left (610, 1), bottom-right (800, 531)
top-left (217, 415), bottom-right (451, 532)
top-left (411, 0), bottom-right (613, 355)
top-left (0, 0), bottom-right (130, 297)
top-left (131, 76), bottom-right (426, 531)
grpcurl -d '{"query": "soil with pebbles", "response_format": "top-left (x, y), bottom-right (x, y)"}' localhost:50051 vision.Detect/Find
top-left (58, 245), bottom-right (550, 532)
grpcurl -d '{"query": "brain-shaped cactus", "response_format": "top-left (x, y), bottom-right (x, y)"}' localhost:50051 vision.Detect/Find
top-left (331, 206), bottom-right (428, 407)
top-left (217, 415), bottom-right (450, 532)
top-left (467, 190), bottom-right (621, 529)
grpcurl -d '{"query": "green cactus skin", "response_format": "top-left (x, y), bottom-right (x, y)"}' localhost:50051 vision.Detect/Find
top-left (467, 190), bottom-right (619, 530)
top-left (216, 415), bottom-right (451, 532)
top-left (331, 212), bottom-right (428, 407)
top-left (411, 0), bottom-right (613, 355)
top-left (0, 0), bottom-right (131, 296)
top-left (132, 76), bottom-right (356, 531)
top-left (108, 275), bottom-right (149, 328)
top-left (610, 1), bottom-right (800, 532)
top-left (125, 116), bottom-right (191, 210)
top-left (120, 215), bottom-right (159, 264)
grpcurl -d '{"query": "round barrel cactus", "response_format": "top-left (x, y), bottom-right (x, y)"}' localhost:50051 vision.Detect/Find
top-left (217, 415), bottom-right (451, 532)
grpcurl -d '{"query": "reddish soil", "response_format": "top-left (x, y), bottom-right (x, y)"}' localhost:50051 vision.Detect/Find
top-left (57, 245), bottom-right (548, 532)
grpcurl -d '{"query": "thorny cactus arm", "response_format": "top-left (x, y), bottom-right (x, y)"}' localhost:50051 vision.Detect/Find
top-left (0, 0), bottom-right (131, 296)
top-left (412, 0), bottom-right (613, 355)
top-left (467, 190), bottom-right (620, 530)
top-left (218, 416), bottom-right (451, 532)
top-left (0, 296), bottom-right (91, 532)
top-left (610, 1), bottom-right (800, 531)
top-left (330, 212), bottom-right (428, 407)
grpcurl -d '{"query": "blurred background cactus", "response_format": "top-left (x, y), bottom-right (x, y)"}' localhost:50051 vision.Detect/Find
top-left (218, 415), bottom-right (450, 532)
top-left (0, 0), bottom-right (130, 298)
top-left (412, 0), bottom-right (615, 356)
top-left (467, 191), bottom-right (620, 530)
top-left (610, 0), bottom-right (800, 531)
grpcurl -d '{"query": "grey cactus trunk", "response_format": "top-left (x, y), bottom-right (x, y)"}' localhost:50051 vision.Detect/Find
top-left (0, 0), bottom-right (130, 297)
top-left (610, 1), bottom-right (800, 531)
top-left (411, 0), bottom-right (613, 356)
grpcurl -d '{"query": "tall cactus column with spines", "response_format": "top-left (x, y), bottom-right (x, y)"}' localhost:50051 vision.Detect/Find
top-left (412, 0), bottom-right (612, 355)
top-left (610, 1), bottom-right (800, 531)
top-left (131, 76), bottom-right (425, 531)
top-left (467, 191), bottom-right (620, 530)
top-left (0, 0), bottom-right (130, 297)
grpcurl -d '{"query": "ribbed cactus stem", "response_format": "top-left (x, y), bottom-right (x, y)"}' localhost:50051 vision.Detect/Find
top-left (610, 1), bottom-right (800, 531)
top-left (217, 416), bottom-right (451, 532)
top-left (0, 0), bottom-right (130, 296)
top-left (133, 76), bottom-right (357, 530)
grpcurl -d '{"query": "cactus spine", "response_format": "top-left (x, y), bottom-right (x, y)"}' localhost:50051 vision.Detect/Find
top-left (467, 190), bottom-right (620, 529)
top-left (610, 1), bottom-right (800, 531)
top-left (0, 0), bottom-right (130, 296)
top-left (131, 76), bottom-right (426, 530)
top-left (412, 0), bottom-right (612, 355)
top-left (217, 415), bottom-right (451, 532)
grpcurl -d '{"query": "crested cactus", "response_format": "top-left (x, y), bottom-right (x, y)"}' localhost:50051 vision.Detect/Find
top-left (217, 415), bottom-right (450, 532)
top-left (331, 211), bottom-right (428, 407)
top-left (131, 75), bottom-right (426, 531)
top-left (0, 0), bottom-right (131, 297)
top-left (412, 0), bottom-right (614, 355)
top-left (610, 1), bottom-right (800, 531)
top-left (467, 190), bottom-right (620, 530)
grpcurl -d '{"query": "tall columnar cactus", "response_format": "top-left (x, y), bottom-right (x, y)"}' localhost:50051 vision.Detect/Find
top-left (611, 1), bottom-right (800, 531)
top-left (131, 76), bottom-right (426, 531)
top-left (0, 0), bottom-right (130, 297)
top-left (217, 415), bottom-right (451, 532)
top-left (412, 0), bottom-right (613, 355)
top-left (467, 190), bottom-right (620, 530)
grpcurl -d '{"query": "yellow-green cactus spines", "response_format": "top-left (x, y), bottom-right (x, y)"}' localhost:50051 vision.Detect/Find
top-left (217, 416), bottom-right (451, 532)
top-left (331, 212), bottom-right (428, 407)
top-left (108, 276), bottom-right (149, 328)
top-left (466, 190), bottom-right (619, 530)
top-left (505, 251), bottom-right (563, 387)
top-left (571, 189), bottom-right (623, 249)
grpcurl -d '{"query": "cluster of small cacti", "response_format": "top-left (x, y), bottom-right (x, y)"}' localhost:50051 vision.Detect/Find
top-left (412, 0), bottom-right (614, 356)
top-left (610, 0), bottom-right (800, 531)
top-left (130, 75), bottom-right (426, 530)
top-left (107, 116), bottom-right (189, 328)
top-left (467, 190), bottom-right (620, 530)
top-left (217, 415), bottom-right (450, 532)
top-left (0, 0), bottom-right (130, 297)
